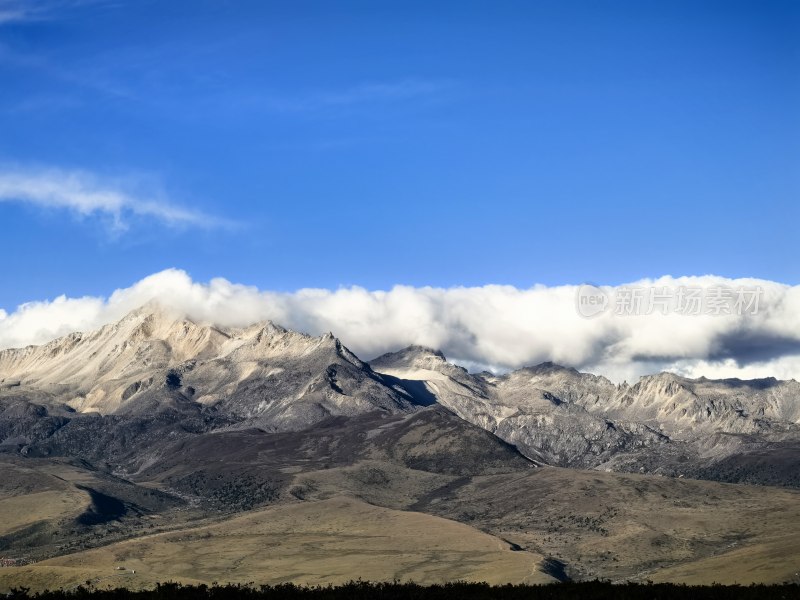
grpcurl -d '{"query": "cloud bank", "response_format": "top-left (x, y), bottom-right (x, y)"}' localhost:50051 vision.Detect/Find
top-left (0, 269), bottom-right (798, 383)
top-left (0, 168), bottom-right (226, 231)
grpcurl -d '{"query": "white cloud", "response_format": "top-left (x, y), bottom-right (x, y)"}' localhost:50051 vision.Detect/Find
top-left (669, 356), bottom-right (800, 382)
top-left (0, 269), bottom-right (799, 383)
top-left (0, 168), bottom-right (227, 231)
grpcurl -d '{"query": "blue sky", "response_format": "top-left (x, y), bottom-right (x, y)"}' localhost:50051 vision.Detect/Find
top-left (0, 0), bottom-right (798, 311)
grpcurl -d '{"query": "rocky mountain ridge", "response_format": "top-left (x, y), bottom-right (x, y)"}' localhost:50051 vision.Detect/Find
top-left (1, 305), bottom-right (799, 486)
top-left (370, 345), bottom-right (800, 481)
top-left (0, 303), bottom-right (415, 431)
top-left (2, 305), bottom-right (800, 587)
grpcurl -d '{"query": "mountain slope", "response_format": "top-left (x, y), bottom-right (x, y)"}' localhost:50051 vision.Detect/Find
top-left (2, 307), bottom-right (799, 482)
top-left (370, 346), bottom-right (800, 482)
top-left (0, 304), bottom-right (416, 432)
top-left (2, 307), bottom-right (800, 587)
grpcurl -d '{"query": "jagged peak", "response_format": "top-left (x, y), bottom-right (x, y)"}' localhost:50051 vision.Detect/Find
top-left (513, 362), bottom-right (581, 377)
top-left (122, 299), bottom-right (184, 322)
top-left (373, 345), bottom-right (447, 362)
top-left (635, 371), bottom-right (794, 393)
top-left (632, 371), bottom-right (694, 397)
top-left (637, 371), bottom-right (689, 385)
top-left (121, 303), bottom-right (207, 337)
top-left (242, 319), bottom-right (288, 339)
top-left (409, 345), bottom-right (447, 359)
top-left (367, 345), bottom-right (471, 381)
top-left (505, 362), bottom-right (617, 390)
top-left (241, 322), bottom-right (359, 359)
top-left (117, 303), bottom-right (249, 343)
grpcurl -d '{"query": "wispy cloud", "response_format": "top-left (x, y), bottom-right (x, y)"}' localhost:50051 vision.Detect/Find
top-left (0, 7), bottom-right (24, 24)
top-left (0, 167), bottom-right (229, 232)
top-left (0, 0), bottom-right (105, 25)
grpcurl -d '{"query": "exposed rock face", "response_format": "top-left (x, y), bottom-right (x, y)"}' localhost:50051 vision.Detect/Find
top-left (372, 348), bottom-right (668, 467)
top-left (369, 346), bottom-right (800, 477)
top-left (1, 306), bottom-right (799, 487)
top-left (0, 304), bottom-right (415, 432)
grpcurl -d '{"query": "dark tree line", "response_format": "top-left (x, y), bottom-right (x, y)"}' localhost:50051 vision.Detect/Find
top-left (5, 581), bottom-right (800, 600)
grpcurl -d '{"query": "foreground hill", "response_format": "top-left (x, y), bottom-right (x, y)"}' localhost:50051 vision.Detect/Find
top-left (1, 496), bottom-right (554, 590)
top-left (2, 448), bottom-right (800, 590)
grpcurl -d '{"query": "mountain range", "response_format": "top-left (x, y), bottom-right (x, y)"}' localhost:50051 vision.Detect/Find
top-left (1, 304), bottom-right (799, 589)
